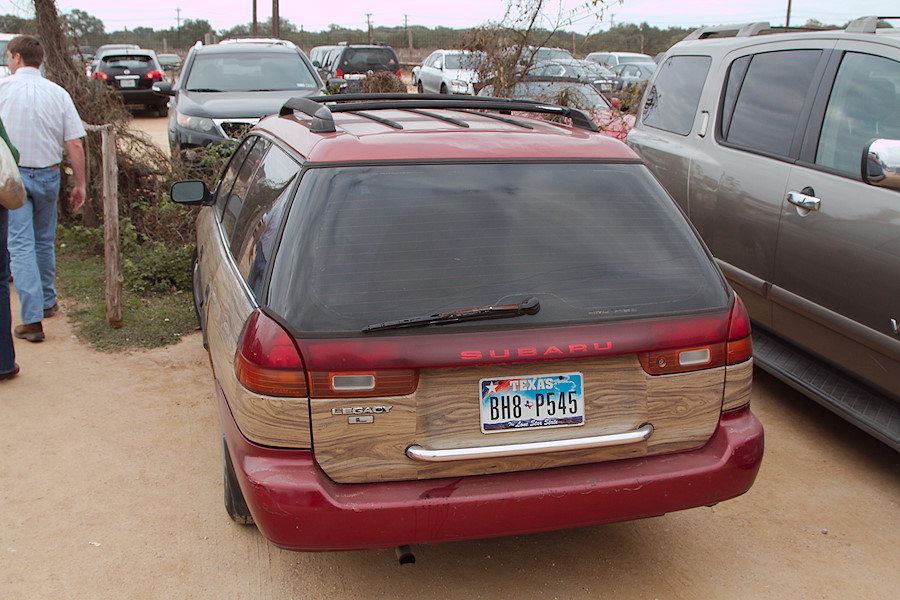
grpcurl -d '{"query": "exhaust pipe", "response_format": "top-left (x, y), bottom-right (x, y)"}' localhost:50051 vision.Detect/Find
top-left (395, 545), bottom-right (416, 565)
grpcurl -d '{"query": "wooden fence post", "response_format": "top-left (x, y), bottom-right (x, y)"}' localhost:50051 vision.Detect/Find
top-left (84, 123), bottom-right (123, 328)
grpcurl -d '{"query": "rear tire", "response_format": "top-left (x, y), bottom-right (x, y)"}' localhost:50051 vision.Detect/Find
top-left (223, 439), bottom-right (254, 525)
top-left (440, 83), bottom-right (449, 95)
top-left (156, 102), bottom-right (168, 118)
top-left (417, 80), bottom-right (424, 94)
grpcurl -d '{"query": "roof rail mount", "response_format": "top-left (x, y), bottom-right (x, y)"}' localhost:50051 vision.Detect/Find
top-left (846, 16), bottom-right (900, 34)
top-left (279, 93), bottom-right (600, 133)
top-left (683, 21), bottom-right (770, 40)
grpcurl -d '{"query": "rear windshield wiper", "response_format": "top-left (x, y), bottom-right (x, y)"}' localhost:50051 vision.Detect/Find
top-left (362, 297), bottom-right (540, 333)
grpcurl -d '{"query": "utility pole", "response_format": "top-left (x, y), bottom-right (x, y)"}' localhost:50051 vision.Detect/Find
top-left (252, 0), bottom-right (257, 36)
top-left (176, 8), bottom-right (181, 50)
top-left (786, 0), bottom-right (792, 27)
top-left (366, 13), bottom-right (373, 44)
top-left (273, 0), bottom-right (280, 38)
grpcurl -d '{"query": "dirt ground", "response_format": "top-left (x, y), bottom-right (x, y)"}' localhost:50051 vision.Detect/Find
top-left (0, 115), bottom-right (897, 599)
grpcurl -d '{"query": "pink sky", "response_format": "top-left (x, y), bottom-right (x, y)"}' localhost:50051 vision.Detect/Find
top-left (1, 0), bottom-right (889, 33)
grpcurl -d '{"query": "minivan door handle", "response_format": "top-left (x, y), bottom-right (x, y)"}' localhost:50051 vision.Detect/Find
top-left (787, 189), bottom-right (821, 211)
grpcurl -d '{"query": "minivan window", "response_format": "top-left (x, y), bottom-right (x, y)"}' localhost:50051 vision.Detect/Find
top-left (816, 52), bottom-right (900, 176)
top-left (268, 163), bottom-right (729, 333)
top-left (721, 50), bottom-right (821, 157)
top-left (642, 55), bottom-right (711, 136)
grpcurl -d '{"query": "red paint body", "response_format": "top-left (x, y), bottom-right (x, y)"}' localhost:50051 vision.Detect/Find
top-left (220, 387), bottom-right (764, 552)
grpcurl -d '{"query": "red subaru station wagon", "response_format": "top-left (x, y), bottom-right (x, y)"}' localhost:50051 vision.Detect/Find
top-left (171, 94), bottom-right (763, 555)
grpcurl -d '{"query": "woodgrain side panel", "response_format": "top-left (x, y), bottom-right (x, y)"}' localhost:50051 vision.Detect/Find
top-left (723, 358), bottom-right (753, 411)
top-left (202, 211), bottom-right (312, 448)
top-left (311, 356), bottom-right (726, 484)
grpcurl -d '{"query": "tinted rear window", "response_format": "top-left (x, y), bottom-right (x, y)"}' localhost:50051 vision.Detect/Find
top-left (267, 163), bottom-right (728, 333)
top-left (338, 48), bottom-right (398, 72)
top-left (186, 52), bottom-right (319, 91)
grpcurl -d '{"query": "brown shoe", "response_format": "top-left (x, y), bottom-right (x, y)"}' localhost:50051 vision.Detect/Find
top-left (44, 302), bottom-right (59, 318)
top-left (14, 322), bottom-right (44, 342)
top-left (0, 363), bottom-right (19, 381)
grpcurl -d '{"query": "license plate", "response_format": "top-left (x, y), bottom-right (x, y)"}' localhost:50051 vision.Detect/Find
top-left (479, 372), bottom-right (584, 433)
top-left (118, 79), bottom-right (136, 88)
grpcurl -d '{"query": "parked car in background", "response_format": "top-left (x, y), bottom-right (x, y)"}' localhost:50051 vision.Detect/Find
top-left (170, 92), bottom-right (762, 553)
top-left (412, 49), bottom-right (480, 94)
top-left (527, 58), bottom-right (616, 93)
top-left (609, 61), bottom-right (655, 90)
top-left (152, 39), bottom-right (323, 154)
top-left (586, 51), bottom-right (655, 68)
top-left (156, 52), bottom-right (182, 81)
top-left (627, 16), bottom-right (900, 450)
top-left (91, 48), bottom-right (168, 116)
top-left (317, 42), bottom-right (401, 92)
top-left (0, 33), bottom-right (16, 77)
top-left (88, 43), bottom-right (140, 75)
top-left (522, 46), bottom-right (574, 64)
top-left (479, 78), bottom-right (634, 140)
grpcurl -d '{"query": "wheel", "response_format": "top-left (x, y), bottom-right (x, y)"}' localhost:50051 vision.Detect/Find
top-left (440, 83), bottom-right (449, 95)
top-left (223, 439), bottom-right (254, 525)
top-left (156, 102), bottom-right (168, 118)
top-left (417, 80), bottom-right (424, 94)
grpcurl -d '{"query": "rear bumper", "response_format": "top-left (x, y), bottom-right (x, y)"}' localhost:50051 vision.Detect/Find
top-left (220, 390), bottom-right (763, 551)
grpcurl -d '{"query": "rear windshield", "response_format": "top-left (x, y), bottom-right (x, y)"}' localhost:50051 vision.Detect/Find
top-left (185, 52), bottom-right (319, 92)
top-left (337, 47), bottom-right (398, 72)
top-left (267, 163), bottom-right (728, 333)
top-left (101, 55), bottom-right (154, 69)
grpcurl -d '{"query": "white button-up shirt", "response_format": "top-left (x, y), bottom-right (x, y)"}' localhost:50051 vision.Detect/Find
top-left (0, 66), bottom-right (86, 168)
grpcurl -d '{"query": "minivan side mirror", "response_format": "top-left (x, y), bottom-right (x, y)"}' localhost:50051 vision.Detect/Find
top-left (862, 139), bottom-right (900, 191)
top-left (170, 180), bottom-right (214, 206)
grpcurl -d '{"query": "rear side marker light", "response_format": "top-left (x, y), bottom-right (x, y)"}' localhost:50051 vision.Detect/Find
top-left (234, 310), bottom-right (308, 397)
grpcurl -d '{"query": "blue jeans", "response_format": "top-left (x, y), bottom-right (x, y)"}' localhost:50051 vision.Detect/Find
top-left (0, 207), bottom-right (15, 372)
top-left (8, 166), bottom-right (60, 325)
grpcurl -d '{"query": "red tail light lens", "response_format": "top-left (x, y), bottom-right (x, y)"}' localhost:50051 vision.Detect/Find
top-left (234, 310), bottom-right (308, 397)
top-left (336, 68), bottom-right (344, 78)
top-left (639, 295), bottom-right (751, 375)
top-left (146, 70), bottom-right (165, 80)
top-left (92, 71), bottom-right (108, 80)
top-left (726, 294), bottom-right (753, 365)
top-left (395, 69), bottom-right (402, 78)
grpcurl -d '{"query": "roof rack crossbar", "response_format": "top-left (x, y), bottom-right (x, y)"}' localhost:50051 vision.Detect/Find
top-left (683, 21), bottom-right (770, 40)
top-left (284, 94), bottom-right (599, 133)
top-left (279, 97), bottom-right (336, 133)
top-left (452, 108), bottom-right (535, 130)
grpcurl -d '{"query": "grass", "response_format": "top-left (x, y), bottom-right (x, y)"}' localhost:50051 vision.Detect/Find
top-left (55, 240), bottom-right (198, 352)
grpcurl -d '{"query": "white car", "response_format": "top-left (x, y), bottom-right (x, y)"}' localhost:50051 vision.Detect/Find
top-left (412, 49), bottom-right (480, 94)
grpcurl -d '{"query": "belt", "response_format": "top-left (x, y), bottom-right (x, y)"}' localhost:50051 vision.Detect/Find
top-left (19, 164), bottom-right (60, 171)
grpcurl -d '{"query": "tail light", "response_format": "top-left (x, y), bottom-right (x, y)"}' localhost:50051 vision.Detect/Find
top-left (336, 68), bottom-right (344, 78)
top-left (725, 294), bottom-right (753, 365)
top-left (234, 310), bottom-right (308, 397)
top-left (146, 70), bottom-right (165, 80)
top-left (639, 295), bottom-right (752, 375)
top-left (395, 69), bottom-right (402, 78)
top-left (92, 71), bottom-right (108, 80)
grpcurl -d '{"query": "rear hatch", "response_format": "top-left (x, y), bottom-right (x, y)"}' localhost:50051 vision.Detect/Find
top-left (98, 53), bottom-right (160, 90)
top-left (266, 161), bottom-right (737, 484)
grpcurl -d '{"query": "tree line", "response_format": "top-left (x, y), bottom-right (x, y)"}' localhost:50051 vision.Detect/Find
top-left (1, 10), bottom-right (692, 58)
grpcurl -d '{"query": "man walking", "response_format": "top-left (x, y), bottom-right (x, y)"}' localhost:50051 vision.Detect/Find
top-left (0, 35), bottom-right (86, 342)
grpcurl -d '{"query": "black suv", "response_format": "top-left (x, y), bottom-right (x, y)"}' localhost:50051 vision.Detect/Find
top-left (319, 43), bottom-right (401, 92)
top-left (153, 39), bottom-right (323, 154)
top-left (91, 48), bottom-right (168, 117)
top-left (627, 16), bottom-right (900, 450)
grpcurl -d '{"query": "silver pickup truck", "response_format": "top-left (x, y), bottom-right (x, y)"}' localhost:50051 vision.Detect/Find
top-left (627, 17), bottom-right (900, 450)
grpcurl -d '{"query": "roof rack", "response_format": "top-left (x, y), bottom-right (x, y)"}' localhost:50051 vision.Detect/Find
top-left (278, 94), bottom-right (601, 134)
top-left (683, 22), bottom-right (770, 40)
top-left (846, 16), bottom-right (900, 33)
